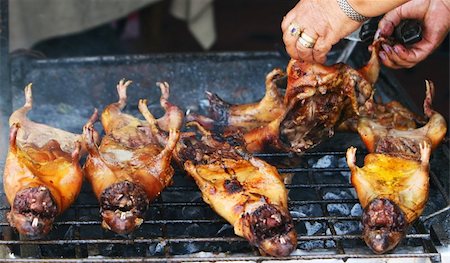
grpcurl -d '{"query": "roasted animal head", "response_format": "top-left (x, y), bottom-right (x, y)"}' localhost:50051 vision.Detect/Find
top-left (176, 122), bottom-right (297, 256)
top-left (362, 198), bottom-right (407, 253)
top-left (98, 180), bottom-right (149, 234)
top-left (4, 84), bottom-right (85, 238)
top-left (7, 182), bottom-right (59, 238)
top-left (240, 203), bottom-right (297, 257)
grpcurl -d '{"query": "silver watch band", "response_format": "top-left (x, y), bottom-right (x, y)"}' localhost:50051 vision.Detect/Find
top-left (336, 0), bottom-right (369, 22)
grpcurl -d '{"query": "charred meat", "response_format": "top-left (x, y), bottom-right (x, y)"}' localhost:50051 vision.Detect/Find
top-left (277, 40), bottom-right (383, 153)
top-left (189, 41), bottom-right (386, 153)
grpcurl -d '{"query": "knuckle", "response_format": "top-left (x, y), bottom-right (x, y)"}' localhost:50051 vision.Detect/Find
top-left (313, 42), bottom-right (331, 53)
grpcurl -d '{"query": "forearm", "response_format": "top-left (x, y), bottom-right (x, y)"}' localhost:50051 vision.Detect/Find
top-left (347, 0), bottom-right (410, 17)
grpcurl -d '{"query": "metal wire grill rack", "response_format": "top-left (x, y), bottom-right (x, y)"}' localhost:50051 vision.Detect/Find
top-left (0, 30), bottom-right (447, 260)
top-left (0, 147), bottom-right (446, 262)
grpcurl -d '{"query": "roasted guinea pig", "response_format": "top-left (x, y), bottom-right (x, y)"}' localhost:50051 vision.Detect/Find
top-left (189, 41), bottom-right (385, 153)
top-left (337, 98), bottom-right (422, 132)
top-left (187, 68), bottom-right (286, 134)
top-left (173, 121), bottom-right (297, 257)
top-left (83, 80), bottom-right (181, 234)
top-left (4, 84), bottom-right (87, 238)
top-left (274, 39), bottom-right (385, 153)
top-left (346, 80), bottom-right (447, 254)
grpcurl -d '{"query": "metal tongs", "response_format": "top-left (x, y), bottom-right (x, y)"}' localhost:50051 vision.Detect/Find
top-left (337, 16), bottom-right (423, 63)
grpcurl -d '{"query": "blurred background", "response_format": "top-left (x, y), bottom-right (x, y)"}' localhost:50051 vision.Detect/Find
top-left (9, 0), bottom-right (449, 120)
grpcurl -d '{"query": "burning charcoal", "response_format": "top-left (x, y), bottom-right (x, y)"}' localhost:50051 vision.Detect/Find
top-left (327, 204), bottom-right (351, 216)
top-left (334, 221), bottom-right (360, 235)
top-left (170, 242), bottom-right (201, 255)
top-left (304, 222), bottom-right (324, 236)
top-left (325, 240), bottom-right (336, 248)
top-left (147, 240), bottom-right (167, 256)
top-left (298, 241), bottom-right (325, 251)
top-left (289, 211), bottom-right (305, 219)
top-left (310, 155), bottom-right (337, 168)
top-left (338, 156), bottom-right (352, 181)
top-left (216, 224), bottom-right (234, 236)
top-left (324, 192), bottom-right (354, 216)
top-left (292, 204), bottom-right (324, 217)
top-left (351, 204), bottom-right (363, 216)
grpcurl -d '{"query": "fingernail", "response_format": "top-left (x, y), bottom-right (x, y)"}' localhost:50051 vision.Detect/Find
top-left (394, 45), bottom-right (405, 54)
top-left (382, 44), bottom-right (392, 53)
top-left (379, 52), bottom-right (386, 61)
top-left (374, 29), bottom-right (381, 39)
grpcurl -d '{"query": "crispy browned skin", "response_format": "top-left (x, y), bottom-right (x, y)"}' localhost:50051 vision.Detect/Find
top-left (338, 99), bottom-right (422, 132)
top-left (346, 80), bottom-right (447, 254)
top-left (175, 122), bottom-right (297, 257)
top-left (357, 81), bottom-right (447, 157)
top-left (83, 80), bottom-right (181, 234)
top-left (187, 68), bottom-right (286, 133)
top-left (4, 84), bottom-right (85, 238)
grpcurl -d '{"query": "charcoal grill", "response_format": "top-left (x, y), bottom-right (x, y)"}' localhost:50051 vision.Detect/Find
top-left (0, 1), bottom-right (449, 262)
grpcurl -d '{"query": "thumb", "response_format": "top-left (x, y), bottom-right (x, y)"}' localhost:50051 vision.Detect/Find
top-left (378, 9), bottom-right (402, 37)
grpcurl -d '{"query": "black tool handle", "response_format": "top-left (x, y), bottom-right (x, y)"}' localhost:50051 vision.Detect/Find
top-left (394, 19), bottom-right (423, 45)
top-left (359, 16), bottom-right (422, 45)
top-left (359, 16), bottom-right (382, 43)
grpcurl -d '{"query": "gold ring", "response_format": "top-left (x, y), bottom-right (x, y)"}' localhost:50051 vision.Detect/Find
top-left (288, 22), bottom-right (301, 37)
top-left (297, 36), bottom-right (315, 49)
top-left (299, 32), bottom-right (316, 44)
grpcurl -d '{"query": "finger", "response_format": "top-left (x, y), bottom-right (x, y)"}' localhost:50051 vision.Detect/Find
top-left (378, 9), bottom-right (402, 37)
top-left (379, 51), bottom-right (402, 69)
top-left (381, 44), bottom-right (407, 67)
top-left (281, 11), bottom-right (296, 32)
top-left (295, 29), bottom-right (318, 62)
top-left (282, 25), bottom-right (302, 60)
top-left (391, 44), bottom-right (425, 68)
top-left (312, 36), bottom-right (332, 64)
top-left (281, 16), bottom-right (303, 59)
top-left (384, 42), bottom-right (430, 68)
top-left (381, 43), bottom-right (412, 68)
top-left (295, 38), bottom-right (314, 62)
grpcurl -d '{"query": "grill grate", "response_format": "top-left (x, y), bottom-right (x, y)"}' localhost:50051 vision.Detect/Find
top-left (0, 149), bottom-right (445, 262)
top-left (1, 49), bottom-right (447, 262)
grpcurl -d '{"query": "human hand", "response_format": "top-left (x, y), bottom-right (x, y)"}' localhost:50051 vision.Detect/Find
top-left (281, 0), bottom-right (362, 63)
top-left (377, 0), bottom-right (450, 68)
